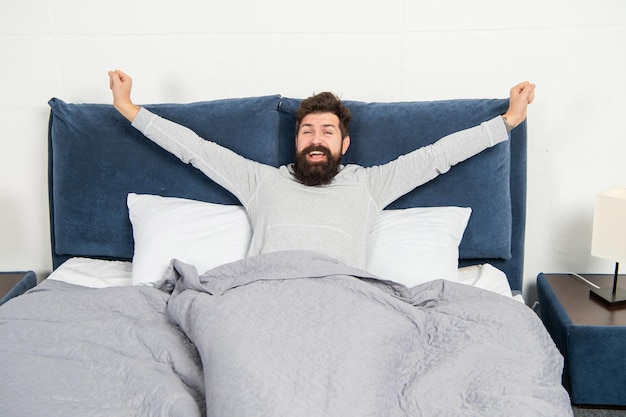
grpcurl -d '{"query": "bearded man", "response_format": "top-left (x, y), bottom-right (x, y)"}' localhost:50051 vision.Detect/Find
top-left (108, 70), bottom-right (534, 268)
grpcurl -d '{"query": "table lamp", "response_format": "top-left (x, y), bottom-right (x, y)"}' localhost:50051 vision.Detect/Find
top-left (590, 187), bottom-right (626, 306)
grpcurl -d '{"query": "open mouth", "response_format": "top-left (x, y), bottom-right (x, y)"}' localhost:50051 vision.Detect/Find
top-left (302, 145), bottom-right (331, 163)
top-left (308, 150), bottom-right (327, 161)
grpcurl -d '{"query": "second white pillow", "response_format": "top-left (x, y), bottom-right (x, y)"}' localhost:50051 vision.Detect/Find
top-left (366, 206), bottom-right (471, 287)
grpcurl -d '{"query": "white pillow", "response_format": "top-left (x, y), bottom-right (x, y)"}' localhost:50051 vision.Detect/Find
top-left (365, 207), bottom-right (471, 288)
top-left (458, 263), bottom-right (514, 298)
top-left (127, 193), bottom-right (252, 285)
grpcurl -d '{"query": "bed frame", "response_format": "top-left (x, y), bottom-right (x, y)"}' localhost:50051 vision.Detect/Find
top-left (47, 95), bottom-right (526, 292)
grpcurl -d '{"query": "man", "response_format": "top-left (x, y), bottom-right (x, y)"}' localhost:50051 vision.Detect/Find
top-left (109, 70), bottom-right (535, 269)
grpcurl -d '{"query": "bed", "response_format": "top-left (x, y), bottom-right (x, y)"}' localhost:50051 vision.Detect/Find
top-left (0, 95), bottom-right (573, 416)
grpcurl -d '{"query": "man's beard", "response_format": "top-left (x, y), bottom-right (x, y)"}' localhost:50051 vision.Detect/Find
top-left (293, 144), bottom-right (342, 186)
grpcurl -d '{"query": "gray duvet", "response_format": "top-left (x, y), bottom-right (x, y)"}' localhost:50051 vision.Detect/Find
top-left (1, 250), bottom-right (572, 416)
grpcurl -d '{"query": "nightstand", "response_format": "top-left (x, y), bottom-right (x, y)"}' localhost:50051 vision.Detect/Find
top-left (537, 272), bottom-right (626, 406)
top-left (0, 271), bottom-right (37, 306)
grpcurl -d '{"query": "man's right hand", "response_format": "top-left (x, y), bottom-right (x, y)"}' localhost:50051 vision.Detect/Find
top-left (108, 70), bottom-right (140, 122)
top-left (502, 81), bottom-right (536, 130)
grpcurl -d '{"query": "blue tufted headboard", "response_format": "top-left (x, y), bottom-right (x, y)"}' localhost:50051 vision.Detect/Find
top-left (48, 95), bottom-right (526, 292)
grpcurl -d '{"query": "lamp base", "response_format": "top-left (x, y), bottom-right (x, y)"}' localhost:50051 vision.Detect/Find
top-left (590, 287), bottom-right (626, 307)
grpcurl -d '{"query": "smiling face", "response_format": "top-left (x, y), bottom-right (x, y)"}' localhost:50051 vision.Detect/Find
top-left (296, 113), bottom-right (350, 161)
top-left (293, 112), bottom-right (351, 186)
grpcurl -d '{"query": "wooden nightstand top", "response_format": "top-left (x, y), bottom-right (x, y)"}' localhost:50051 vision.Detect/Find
top-left (541, 273), bottom-right (626, 327)
top-left (0, 272), bottom-right (30, 299)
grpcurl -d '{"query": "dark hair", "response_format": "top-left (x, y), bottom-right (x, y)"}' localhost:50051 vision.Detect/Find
top-left (296, 92), bottom-right (352, 139)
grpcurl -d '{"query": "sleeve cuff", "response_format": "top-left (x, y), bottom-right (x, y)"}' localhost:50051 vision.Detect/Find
top-left (486, 115), bottom-right (510, 147)
top-left (131, 107), bottom-right (155, 132)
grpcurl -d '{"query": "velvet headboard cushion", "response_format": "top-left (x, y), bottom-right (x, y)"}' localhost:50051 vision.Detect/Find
top-left (48, 95), bottom-right (283, 264)
top-left (48, 95), bottom-right (526, 292)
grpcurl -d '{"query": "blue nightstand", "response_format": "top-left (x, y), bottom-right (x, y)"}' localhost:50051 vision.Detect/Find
top-left (537, 272), bottom-right (626, 406)
top-left (0, 271), bottom-right (37, 306)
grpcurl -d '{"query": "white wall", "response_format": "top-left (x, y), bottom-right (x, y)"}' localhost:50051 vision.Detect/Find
top-left (1, 0), bottom-right (625, 302)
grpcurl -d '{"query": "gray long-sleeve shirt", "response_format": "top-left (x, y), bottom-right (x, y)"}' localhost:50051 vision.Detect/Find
top-left (132, 108), bottom-right (508, 269)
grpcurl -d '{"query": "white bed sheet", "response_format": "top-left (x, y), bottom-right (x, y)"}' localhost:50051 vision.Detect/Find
top-left (47, 257), bottom-right (523, 302)
top-left (47, 257), bottom-right (133, 288)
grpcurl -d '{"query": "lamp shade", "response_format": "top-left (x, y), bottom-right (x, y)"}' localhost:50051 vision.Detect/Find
top-left (591, 187), bottom-right (626, 264)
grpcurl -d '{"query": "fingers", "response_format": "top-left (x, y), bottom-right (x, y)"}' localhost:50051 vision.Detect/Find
top-left (108, 70), bottom-right (132, 89)
top-left (115, 69), bottom-right (130, 82)
top-left (108, 69), bottom-right (133, 104)
top-left (108, 70), bottom-right (121, 90)
top-left (526, 84), bottom-right (536, 104)
top-left (108, 69), bottom-right (127, 80)
top-left (511, 81), bottom-right (536, 104)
